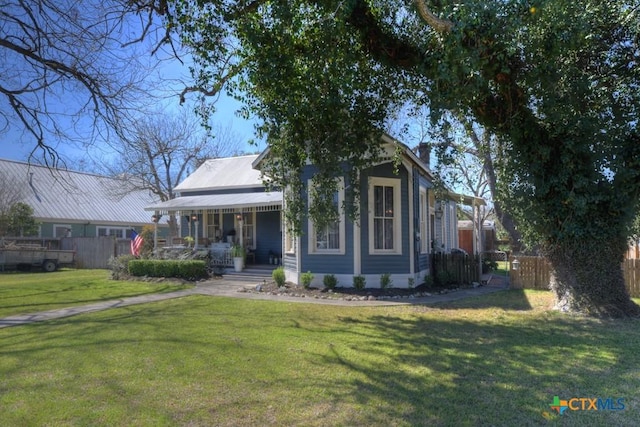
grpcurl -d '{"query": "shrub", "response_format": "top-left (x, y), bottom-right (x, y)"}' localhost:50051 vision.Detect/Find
top-left (353, 275), bottom-right (366, 290)
top-left (436, 270), bottom-right (456, 286)
top-left (272, 267), bottom-right (286, 287)
top-left (107, 254), bottom-right (137, 279)
top-left (128, 259), bottom-right (207, 280)
top-left (423, 275), bottom-right (434, 288)
top-left (300, 271), bottom-right (314, 289)
top-left (482, 258), bottom-right (498, 273)
top-left (323, 274), bottom-right (338, 290)
top-left (230, 244), bottom-right (245, 258)
top-left (380, 273), bottom-right (393, 290)
top-left (408, 277), bottom-right (415, 289)
top-left (140, 225), bottom-right (155, 256)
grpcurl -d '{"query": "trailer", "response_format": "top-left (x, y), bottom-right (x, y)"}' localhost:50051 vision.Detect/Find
top-left (0, 244), bottom-right (75, 272)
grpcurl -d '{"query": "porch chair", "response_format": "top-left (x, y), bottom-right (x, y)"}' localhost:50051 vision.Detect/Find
top-left (245, 241), bottom-right (256, 264)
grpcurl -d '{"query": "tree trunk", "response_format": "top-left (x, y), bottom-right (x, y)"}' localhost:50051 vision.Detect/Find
top-left (545, 239), bottom-right (640, 318)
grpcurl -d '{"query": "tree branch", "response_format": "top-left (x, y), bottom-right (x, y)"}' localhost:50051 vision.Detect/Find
top-left (414, 0), bottom-right (454, 33)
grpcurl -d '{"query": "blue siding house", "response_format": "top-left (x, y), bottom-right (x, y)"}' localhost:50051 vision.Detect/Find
top-left (148, 135), bottom-right (482, 287)
top-left (254, 134), bottom-right (480, 288)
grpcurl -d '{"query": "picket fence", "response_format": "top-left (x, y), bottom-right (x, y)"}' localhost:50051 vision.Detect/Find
top-left (509, 256), bottom-right (640, 298)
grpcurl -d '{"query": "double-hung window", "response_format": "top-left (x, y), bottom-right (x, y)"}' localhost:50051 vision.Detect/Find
top-left (308, 178), bottom-right (345, 254)
top-left (369, 177), bottom-right (401, 254)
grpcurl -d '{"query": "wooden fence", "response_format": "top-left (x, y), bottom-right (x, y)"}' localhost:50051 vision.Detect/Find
top-left (509, 256), bottom-right (640, 298)
top-left (432, 253), bottom-right (480, 285)
top-left (60, 237), bottom-right (132, 269)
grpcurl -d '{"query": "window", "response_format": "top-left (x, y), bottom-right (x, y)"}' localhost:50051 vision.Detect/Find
top-left (206, 211), bottom-right (221, 241)
top-left (308, 178), bottom-right (345, 254)
top-left (97, 227), bottom-right (127, 238)
top-left (54, 225), bottom-right (71, 238)
top-left (241, 212), bottom-right (255, 249)
top-left (369, 177), bottom-right (401, 254)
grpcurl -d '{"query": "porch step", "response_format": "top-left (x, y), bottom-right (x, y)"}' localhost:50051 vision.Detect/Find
top-left (220, 265), bottom-right (276, 282)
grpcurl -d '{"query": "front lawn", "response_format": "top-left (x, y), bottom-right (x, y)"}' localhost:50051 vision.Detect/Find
top-left (1, 290), bottom-right (638, 426)
top-left (0, 269), bottom-right (192, 318)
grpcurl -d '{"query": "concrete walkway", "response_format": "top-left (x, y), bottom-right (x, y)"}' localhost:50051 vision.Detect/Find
top-left (0, 273), bottom-right (510, 329)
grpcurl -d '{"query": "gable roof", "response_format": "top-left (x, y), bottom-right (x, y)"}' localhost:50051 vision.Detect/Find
top-left (0, 159), bottom-right (159, 225)
top-left (175, 155), bottom-right (263, 193)
top-left (252, 133), bottom-right (436, 180)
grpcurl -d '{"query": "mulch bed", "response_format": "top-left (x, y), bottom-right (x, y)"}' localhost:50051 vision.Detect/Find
top-left (239, 280), bottom-right (477, 301)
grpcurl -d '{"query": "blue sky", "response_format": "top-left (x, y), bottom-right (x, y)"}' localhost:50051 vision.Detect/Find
top-left (0, 92), bottom-right (262, 164)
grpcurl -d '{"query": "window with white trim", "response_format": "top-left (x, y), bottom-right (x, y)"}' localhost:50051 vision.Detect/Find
top-left (206, 211), bottom-right (221, 240)
top-left (54, 225), bottom-right (72, 238)
top-left (308, 178), bottom-right (345, 254)
top-left (241, 211), bottom-right (255, 249)
top-left (97, 226), bottom-right (127, 238)
top-left (369, 177), bottom-right (401, 254)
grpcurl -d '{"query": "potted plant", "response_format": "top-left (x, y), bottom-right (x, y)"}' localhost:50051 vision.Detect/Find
top-left (183, 236), bottom-right (195, 247)
top-left (230, 243), bottom-right (245, 272)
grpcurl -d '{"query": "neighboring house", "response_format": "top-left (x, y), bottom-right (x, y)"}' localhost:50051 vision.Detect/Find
top-left (150, 135), bottom-right (484, 287)
top-left (458, 220), bottom-right (496, 254)
top-left (0, 159), bottom-right (161, 239)
top-left (145, 155), bottom-right (283, 265)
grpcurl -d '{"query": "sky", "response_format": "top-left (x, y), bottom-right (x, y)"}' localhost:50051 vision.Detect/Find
top-left (0, 92), bottom-right (262, 165)
top-left (0, 3), bottom-right (263, 167)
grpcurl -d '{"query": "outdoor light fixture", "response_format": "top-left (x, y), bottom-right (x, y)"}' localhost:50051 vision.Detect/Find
top-left (511, 259), bottom-right (520, 271)
top-left (435, 205), bottom-right (444, 219)
top-left (151, 214), bottom-right (159, 223)
top-left (236, 213), bottom-right (242, 221)
top-left (191, 214), bottom-right (198, 222)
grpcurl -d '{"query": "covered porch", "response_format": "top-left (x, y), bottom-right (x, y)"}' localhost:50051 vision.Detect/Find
top-left (145, 192), bottom-right (283, 266)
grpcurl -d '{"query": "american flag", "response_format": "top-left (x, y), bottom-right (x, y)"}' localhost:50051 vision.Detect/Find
top-left (131, 229), bottom-right (143, 256)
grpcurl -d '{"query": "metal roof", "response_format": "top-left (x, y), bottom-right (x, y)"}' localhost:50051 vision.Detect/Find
top-left (145, 191), bottom-right (283, 212)
top-left (0, 159), bottom-right (159, 225)
top-left (175, 155), bottom-right (264, 192)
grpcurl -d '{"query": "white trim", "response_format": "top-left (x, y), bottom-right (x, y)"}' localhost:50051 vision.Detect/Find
top-left (368, 177), bottom-right (402, 255)
top-left (419, 189), bottom-right (428, 254)
top-left (406, 162), bottom-right (415, 273)
top-left (353, 215), bottom-right (361, 275)
top-left (307, 178), bottom-right (346, 255)
top-left (97, 226), bottom-right (128, 238)
top-left (53, 224), bottom-right (72, 238)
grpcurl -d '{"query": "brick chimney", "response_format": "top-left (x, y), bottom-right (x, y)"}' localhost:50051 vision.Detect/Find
top-left (418, 143), bottom-right (431, 170)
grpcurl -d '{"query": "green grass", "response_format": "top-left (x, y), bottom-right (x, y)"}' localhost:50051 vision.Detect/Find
top-left (0, 269), bottom-right (192, 318)
top-left (493, 260), bottom-right (510, 276)
top-left (1, 288), bottom-right (639, 426)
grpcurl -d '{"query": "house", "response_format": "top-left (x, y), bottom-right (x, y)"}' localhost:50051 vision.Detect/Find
top-left (254, 134), bottom-right (484, 288)
top-left (148, 134), bottom-right (484, 288)
top-left (145, 155), bottom-right (283, 264)
top-left (458, 219), bottom-right (496, 255)
top-left (0, 159), bottom-right (160, 239)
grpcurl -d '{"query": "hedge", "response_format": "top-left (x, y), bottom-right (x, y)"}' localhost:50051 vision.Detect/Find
top-left (128, 259), bottom-right (208, 280)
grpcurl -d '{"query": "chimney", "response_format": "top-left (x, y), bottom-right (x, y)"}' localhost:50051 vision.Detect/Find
top-left (418, 143), bottom-right (431, 170)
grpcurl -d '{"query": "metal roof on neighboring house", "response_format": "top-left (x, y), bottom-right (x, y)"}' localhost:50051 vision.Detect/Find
top-left (175, 154), bottom-right (264, 193)
top-left (0, 159), bottom-right (159, 225)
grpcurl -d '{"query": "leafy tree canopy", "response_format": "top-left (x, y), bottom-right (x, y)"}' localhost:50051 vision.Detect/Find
top-left (2, 202), bottom-right (39, 237)
top-left (168, 0), bottom-right (640, 316)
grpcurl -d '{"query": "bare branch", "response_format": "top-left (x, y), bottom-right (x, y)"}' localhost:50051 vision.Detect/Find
top-left (179, 58), bottom-right (247, 105)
